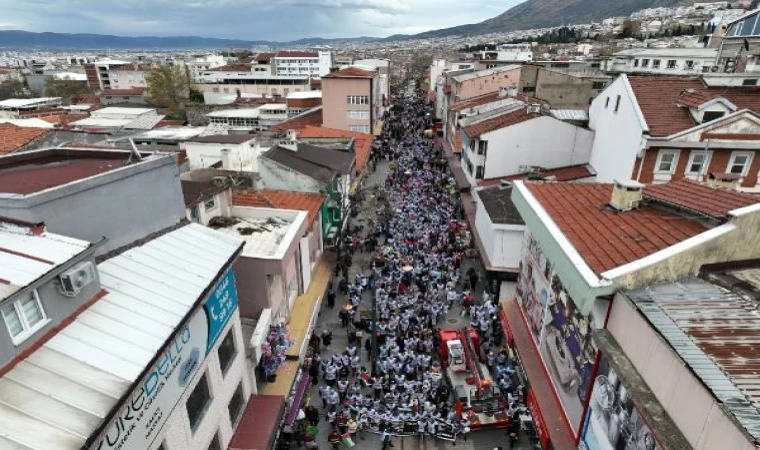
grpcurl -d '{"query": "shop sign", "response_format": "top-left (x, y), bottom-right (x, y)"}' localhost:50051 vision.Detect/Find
top-left (527, 389), bottom-right (551, 450)
top-left (92, 269), bottom-right (239, 450)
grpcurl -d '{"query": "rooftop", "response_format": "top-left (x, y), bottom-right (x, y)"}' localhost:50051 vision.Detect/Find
top-left (524, 182), bottom-right (707, 275)
top-left (463, 108), bottom-right (539, 138)
top-left (449, 92), bottom-right (501, 112)
top-left (181, 180), bottom-right (228, 207)
top-left (323, 67), bottom-right (375, 79)
top-left (275, 51), bottom-right (319, 58)
top-left (614, 48), bottom-right (718, 57)
top-left (130, 126), bottom-right (206, 141)
top-left (99, 88), bottom-right (146, 96)
top-left (206, 108), bottom-right (262, 119)
top-left (286, 91), bottom-right (323, 99)
top-left (0, 220), bottom-right (91, 301)
top-left (644, 178), bottom-right (759, 221)
top-left (0, 224), bottom-right (243, 450)
top-left (0, 123), bottom-right (51, 155)
top-left (627, 76), bottom-right (760, 136)
top-left (0, 148), bottom-right (157, 195)
top-left (627, 270), bottom-right (760, 446)
top-left (451, 64), bottom-right (521, 83)
top-left (0, 97), bottom-right (61, 109)
top-left (478, 164), bottom-right (596, 186)
top-left (209, 208), bottom-right (305, 259)
top-left (188, 134), bottom-right (255, 144)
top-left (232, 190), bottom-right (325, 224)
top-left (269, 106), bottom-right (323, 132)
top-left (476, 185), bottom-right (525, 225)
top-left (262, 142), bottom-right (354, 184)
top-left (298, 125), bottom-right (372, 170)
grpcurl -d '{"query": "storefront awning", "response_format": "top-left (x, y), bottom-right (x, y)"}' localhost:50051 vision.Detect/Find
top-left (228, 395), bottom-right (285, 450)
top-left (502, 299), bottom-right (577, 450)
top-left (285, 373), bottom-right (311, 426)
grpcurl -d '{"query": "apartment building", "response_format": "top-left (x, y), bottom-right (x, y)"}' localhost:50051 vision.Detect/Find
top-left (321, 66), bottom-right (381, 134)
top-left (108, 64), bottom-right (151, 90)
top-left (610, 48), bottom-right (718, 75)
top-left (717, 9), bottom-right (760, 75)
top-left (273, 50), bottom-right (332, 78)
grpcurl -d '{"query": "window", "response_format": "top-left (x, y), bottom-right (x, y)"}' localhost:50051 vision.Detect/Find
top-left (204, 197), bottom-right (217, 212)
top-left (634, 59), bottom-right (639, 68)
top-left (475, 166), bottom-right (485, 180)
top-left (614, 95), bottom-right (621, 113)
top-left (743, 79), bottom-right (759, 86)
top-left (656, 150), bottom-right (679, 173)
top-left (348, 125), bottom-right (370, 133)
top-left (206, 432), bottom-right (222, 450)
top-left (641, 59), bottom-right (650, 68)
top-left (2, 290), bottom-right (47, 344)
top-left (218, 329), bottom-right (237, 375)
top-left (592, 81), bottom-right (606, 90)
top-left (728, 152), bottom-right (752, 175)
top-left (346, 95), bottom-right (369, 105)
top-left (605, 96), bottom-right (610, 108)
top-left (702, 111), bottom-right (725, 123)
top-left (685, 60), bottom-right (694, 70)
top-left (522, 86), bottom-right (535, 93)
top-left (477, 140), bottom-right (488, 155)
top-left (652, 59), bottom-right (661, 69)
top-left (687, 151), bottom-right (709, 174)
top-left (346, 110), bottom-right (369, 120)
top-left (228, 383), bottom-right (246, 427)
top-left (702, 66), bottom-right (711, 73)
top-left (186, 372), bottom-right (212, 432)
top-left (666, 60), bottom-right (677, 69)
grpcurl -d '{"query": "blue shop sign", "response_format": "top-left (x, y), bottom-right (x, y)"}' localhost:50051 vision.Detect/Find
top-left (204, 269), bottom-right (239, 354)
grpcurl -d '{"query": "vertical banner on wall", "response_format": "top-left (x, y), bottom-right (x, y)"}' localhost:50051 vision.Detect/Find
top-left (515, 231), bottom-right (603, 432)
top-left (580, 355), bottom-right (660, 450)
top-left (93, 269), bottom-right (239, 450)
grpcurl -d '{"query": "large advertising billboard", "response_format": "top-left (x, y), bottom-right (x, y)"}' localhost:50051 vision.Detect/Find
top-left (93, 269), bottom-right (239, 450)
top-left (580, 354), bottom-right (660, 450)
top-left (515, 232), bottom-right (602, 432)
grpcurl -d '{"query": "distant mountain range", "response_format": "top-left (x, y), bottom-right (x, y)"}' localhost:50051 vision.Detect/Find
top-left (394, 0), bottom-right (693, 40)
top-left (0, 0), bottom-right (696, 50)
top-left (0, 30), bottom-right (380, 50)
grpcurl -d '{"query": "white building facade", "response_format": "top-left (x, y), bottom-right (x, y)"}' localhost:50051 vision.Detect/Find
top-left (610, 48), bottom-right (718, 75)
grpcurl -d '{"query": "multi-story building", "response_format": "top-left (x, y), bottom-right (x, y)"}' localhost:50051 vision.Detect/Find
top-left (83, 59), bottom-right (131, 91)
top-left (186, 54), bottom-right (227, 82)
top-left (588, 74), bottom-right (760, 190)
top-left (273, 50), bottom-right (332, 78)
top-left (610, 48), bottom-right (718, 75)
top-left (474, 43), bottom-right (534, 69)
top-left (716, 9), bottom-right (760, 75)
top-left (108, 64), bottom-right (151, 90)
top-left (321, 66), bottom-right (381, 134)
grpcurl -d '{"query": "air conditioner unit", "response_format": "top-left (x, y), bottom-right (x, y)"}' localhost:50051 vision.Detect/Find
top-left (60, 262), bottom-right (96, 295)
top-left (710, 65), bottom-right (720, 72)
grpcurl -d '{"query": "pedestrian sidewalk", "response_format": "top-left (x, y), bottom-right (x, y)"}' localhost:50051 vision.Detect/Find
top-left (261, 253), bottom-right (335, 396)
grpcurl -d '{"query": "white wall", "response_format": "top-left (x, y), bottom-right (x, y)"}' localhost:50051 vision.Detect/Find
top-left (588, 76), bottom-right (646, 182)
top-left (258, 158), bottom-right (323, 194)
top-left (473, 116), bottom-right (594, 181)
top-left (154, 312), bottom-right (253, 450)
top-left (183, 142), bottom-right (256, 171)
top-left (474, 190), bottom-right (525, 270)
top-left (611, 55), bottom-right (716, 75)
top-left (607, 294), bottom-right (755, 450)
top-left (186, 190), bottom-right (232, 226)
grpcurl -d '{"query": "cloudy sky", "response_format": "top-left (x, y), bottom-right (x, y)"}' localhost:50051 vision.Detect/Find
top-left (0, 0), bottom-right (522, 41)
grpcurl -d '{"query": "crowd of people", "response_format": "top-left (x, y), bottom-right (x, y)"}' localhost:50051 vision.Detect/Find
top-left (288, 86), bottom-right (525, 450)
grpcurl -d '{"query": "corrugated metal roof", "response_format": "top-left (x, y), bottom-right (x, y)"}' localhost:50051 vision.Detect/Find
top-left (0, 222), bottom-right (91, 301)
top-left (549, 109), bottom-right (589, 121)
top-left (0, 224), bottom-right (243, 450)
top-left (628, 277), bottom-right (760, 445)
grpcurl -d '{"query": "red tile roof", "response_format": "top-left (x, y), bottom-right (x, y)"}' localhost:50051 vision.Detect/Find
top-left (324, 67), bottom-right (375, 79)
top-left (99, 88), bottom-right (146, 96)
top-left (233, 190), bottom-right (325, 224)
top-left (0, 123), bottom-right (51, 155)
top-left (310, 79), bottom-right (322, 88)
top-left (449, 92), bottom-right (501, 112)
top-left (298, 125), bottom-right (373, 170)
top-left (479, 164), bottom-right (595, 186)
top-left (39, 113), bottom-right (88, 127)
top-left (526, 182), bottom-right (707, 275)
top-left (628, 76), bottom-right (760, 136)
top-left (255, 52), bottom-right (275, 63)
top-left (275, 51), bottom-right (319, 58)
top-left (463, 108), bottom-right (538, 138)
top-left (644, 178), bottom-right (758, 220)
top-left (269, 108), bottom-right (323, 132)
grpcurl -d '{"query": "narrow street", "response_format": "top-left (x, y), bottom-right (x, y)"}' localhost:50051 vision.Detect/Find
top-left (289, 87), bottom-right (539, 450)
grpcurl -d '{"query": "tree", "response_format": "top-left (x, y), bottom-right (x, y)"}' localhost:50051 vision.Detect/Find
top-left (145, 65), bottom-right (190, 118)
top-left (0, 79), bottom-right (28, 100)
top-left (618, 20), bottom-right (642, 38)
top-left (44, 76), bottom-right (88, 103)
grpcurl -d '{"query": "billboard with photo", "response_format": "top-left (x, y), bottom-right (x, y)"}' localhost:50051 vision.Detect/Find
top-left (515, 231), bottom-right (603, 432)
top-left (580, 355), bottom-right (660, 450)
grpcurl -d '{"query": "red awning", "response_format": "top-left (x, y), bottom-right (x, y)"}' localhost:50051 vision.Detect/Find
top-left (228, 395), bottom-right (285, 450)
top-left (503, 300), bottom-right (577, 450)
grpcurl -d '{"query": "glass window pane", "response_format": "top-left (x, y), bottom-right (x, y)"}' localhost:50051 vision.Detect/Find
top-left (20, 294), bottom-right (43, 327)
top-left (217, 330), bottom-right (236, 375)
top-left (186, 372), bottom-right (212, 431)
top-left (228, 383), bottom-right (245, 427)
top-left (2, 304), bottom-right (23, 337)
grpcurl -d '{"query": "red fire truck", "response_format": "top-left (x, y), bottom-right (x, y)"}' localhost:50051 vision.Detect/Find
top-left (438, 327), bottom-right (511, 430)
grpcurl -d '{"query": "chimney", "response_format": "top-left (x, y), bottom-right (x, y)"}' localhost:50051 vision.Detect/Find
top-left (707, 172), bottom-right (741, 190)
top-left (220, 148), bottom-right (231, 169)
top-left (610, 179), bottom-right (645, 212)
